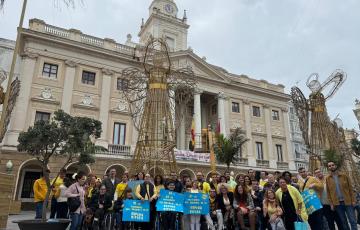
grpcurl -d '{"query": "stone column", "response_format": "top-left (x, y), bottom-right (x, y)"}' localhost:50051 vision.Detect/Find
top-left (264, 104), bottom-right (276, 169)
top-left (243, 100), bottom-right (256, 166)
top-left (4, 51), bottom-right (38, 146)
top-left (61, 60), bottom-right (77, 113)
top-left (97, 68), bottom-right (113, 148)
top-left (217, 92), bottom-right (227, 136)
top-left (282, 107), bottom-right (296, 170)
top-left (194, 89), bottom-right (202, 149)
top-left (179, 104), bottom-right (186, 150)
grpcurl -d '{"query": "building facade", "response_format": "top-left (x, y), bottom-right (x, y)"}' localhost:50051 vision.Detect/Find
top-left (0, 0), bottom-right (296, 208)
top-left (288, 103), bottom-right (309, 170)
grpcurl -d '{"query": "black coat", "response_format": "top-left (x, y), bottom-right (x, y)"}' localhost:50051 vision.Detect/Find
top-left (88, 193), bottom-right (112, 212)
top-left (216, 192), bottom-right (234, 215)
top-left (102, 177), bottom-right (121, 198)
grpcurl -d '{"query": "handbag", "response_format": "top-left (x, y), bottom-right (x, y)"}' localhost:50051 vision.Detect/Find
top-left (67, 185), bottom-right (81, 213)
top-left (294, 216), bottom-right (308, 230)
top-left (270, 217), bottom-right (286, 230)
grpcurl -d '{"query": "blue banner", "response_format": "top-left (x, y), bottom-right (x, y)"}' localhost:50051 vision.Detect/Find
top-left (127, 180), bottom-right (144, 199)
top-left (183, 192), bottom-right (209, 215)
top-left (301, 189), bottom-right (323, 215)
top-left (156, 189), bottom-right (184, 212)
top-left (122, 199), bottom-right (150, 222)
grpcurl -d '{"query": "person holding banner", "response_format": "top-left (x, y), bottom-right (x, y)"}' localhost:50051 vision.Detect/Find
top-left (297, 167), bottom-right (325, 229)
top-left (158, 180), bottom-right (183, 230)
top-left (276, 177), bottom-right (308, 230)
top-left (135, 173), bottom-right (158, 229)
top-left (113, 188), bottom-right (134, 230)
top-left (114, 174), bottom-right (129, 228)
top-left (189, 180), bottom-right (202, 230)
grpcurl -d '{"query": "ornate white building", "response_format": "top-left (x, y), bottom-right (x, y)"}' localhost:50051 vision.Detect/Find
top-left (288, 103), bottom-right (309, 170)
top-left (0, 0), bottom-right (297, 209)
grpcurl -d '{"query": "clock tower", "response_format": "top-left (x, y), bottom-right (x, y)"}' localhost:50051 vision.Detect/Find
top-left (139, 0), bottom-right (189, 51)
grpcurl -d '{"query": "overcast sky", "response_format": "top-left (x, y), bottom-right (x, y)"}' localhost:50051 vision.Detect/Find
top-left (0, 0), bottom-right (359, 129)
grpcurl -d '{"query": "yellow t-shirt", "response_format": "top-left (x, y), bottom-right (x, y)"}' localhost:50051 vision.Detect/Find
top-left (115, 183), bottom-right (128, 200)
top-left (50, 177), bottom-right (63, 196)
top-left (198, 181), bottom-right (211, 194)
top-left (155, 184), bottom-right (165, 195)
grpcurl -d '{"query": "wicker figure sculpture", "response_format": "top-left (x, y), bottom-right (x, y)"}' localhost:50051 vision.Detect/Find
top-left (291, 70), bottom-right (346, 172)
top-left (120, 38), bottom-right (196, 175)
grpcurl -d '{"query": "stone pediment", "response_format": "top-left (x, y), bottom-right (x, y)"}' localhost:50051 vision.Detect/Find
top-left (170, 51), bottom-right (230, 83)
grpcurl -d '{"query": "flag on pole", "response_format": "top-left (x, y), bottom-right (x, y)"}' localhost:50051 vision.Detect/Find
top-left (215, 119), bottom-right (221, 134)
top-left (190, 118), bottom-right (195, 150)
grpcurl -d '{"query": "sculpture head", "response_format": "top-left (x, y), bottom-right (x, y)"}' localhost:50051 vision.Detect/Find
top-left (307, 73), bottom-right (321, 93)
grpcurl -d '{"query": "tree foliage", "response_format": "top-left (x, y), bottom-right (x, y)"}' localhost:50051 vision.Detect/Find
top-left (323, 148), bottom-right (343, 167)
top-left (351, 138), bottom-right (360, 157)
top-left (17, 109), bottom-right (104, 220)
top-left (213, 128), bottom-right (249, 170)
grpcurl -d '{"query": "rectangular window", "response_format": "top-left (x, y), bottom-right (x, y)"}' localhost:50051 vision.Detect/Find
top-left (113, 123), bottom-right (126, 145)
top-left (211, 104), bottom-right (217, 115)
top-left (252, 106), bottom-right (261, 117)
top-left (232, 102), bottom-right (240, 113)
top-left (295, 144), bottom-right (301, 158)
top-left (35, 111), bottom-right (51, 122)
top-left (256, 142), bottom-right (264, 160)
top-left (81, 71), bottom-right (96, 85)
top-left (42, 63), bottom-right (58, 78)
top-left (272, 110), bottom-right (280, 120)
top-left (276, 144), bottom-right (283, 162)
top-left (165, 36), bottom-right (175, 51)
top-left (117, 78), bottom-right (129, 91)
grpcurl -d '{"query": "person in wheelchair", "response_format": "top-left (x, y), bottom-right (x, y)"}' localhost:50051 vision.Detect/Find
top-left (113, 188), bottom-right (134, 230)
top-left (159, 180), bottom-right (182, 230)
top-left (88, 184), bottom-right (112, 229)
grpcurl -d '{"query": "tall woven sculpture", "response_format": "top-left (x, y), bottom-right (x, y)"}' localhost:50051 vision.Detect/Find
top-left (291, 70), bottom-right (346, 172)
top-left (120, 38), bottom-right (196, 174)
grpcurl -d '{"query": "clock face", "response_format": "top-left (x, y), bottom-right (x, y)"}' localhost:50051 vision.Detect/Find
top-left (164, 4), bottom-right (174, 13)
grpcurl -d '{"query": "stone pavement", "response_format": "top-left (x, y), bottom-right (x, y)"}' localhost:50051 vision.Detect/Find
top-left (5, 211), bottom-right (360, 229)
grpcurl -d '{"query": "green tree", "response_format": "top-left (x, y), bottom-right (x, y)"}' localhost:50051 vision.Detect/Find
top-left (213, 128), bottom-right (249, 170)
top-left (323, 148), bottom-right (343, 167)
top-left (17, 109), bottom-right (105, 220)
top-left (351, 138), bottom-right (360, 157)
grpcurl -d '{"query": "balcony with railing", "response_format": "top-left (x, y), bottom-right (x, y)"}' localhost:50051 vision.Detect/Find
top-left (277, 162), bottom-right (289, 170)
top-left (234, 158), bottom-right (248, 166)
top-left (96, 144), bottom-right (132, 158)
top-left (29, 19), bottom-right (134, 56)
top-left (256, 159), bottom-right (270, 168)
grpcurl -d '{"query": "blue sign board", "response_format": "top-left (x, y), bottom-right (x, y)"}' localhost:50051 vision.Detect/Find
top-left (183, 192), bottom-right (209, 215)
top-left (127, 180), bottom-right (144, 199)
top-left (301, 189), bottom-right (323, 215)
top-left (122, 199), bottom-right (150, 222)
top-left (156, 189), bottom-right (184, 212)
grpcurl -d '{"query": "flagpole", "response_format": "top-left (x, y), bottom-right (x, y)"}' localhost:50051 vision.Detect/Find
top-left (0, 0), bottom-right (28, 140)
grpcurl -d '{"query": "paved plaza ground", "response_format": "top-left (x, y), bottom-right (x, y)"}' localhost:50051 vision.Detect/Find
top-left (5, 211), bottom-right (360, 230)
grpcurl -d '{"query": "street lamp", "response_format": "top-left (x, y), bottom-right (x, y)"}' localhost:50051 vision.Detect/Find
top-left (6, 160), bottom-right (13, 173)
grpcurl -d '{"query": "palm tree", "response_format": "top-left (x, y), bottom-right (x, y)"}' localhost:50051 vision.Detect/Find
top-left (213, 127), bottom-right (249, 170)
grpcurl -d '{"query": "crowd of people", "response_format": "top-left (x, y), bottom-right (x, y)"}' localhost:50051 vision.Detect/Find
top-left (32, 161), bottom-right (360, 230)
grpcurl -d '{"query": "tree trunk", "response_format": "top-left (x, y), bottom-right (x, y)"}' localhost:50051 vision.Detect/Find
top-left (42, 165), bottom-right (51, 221)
